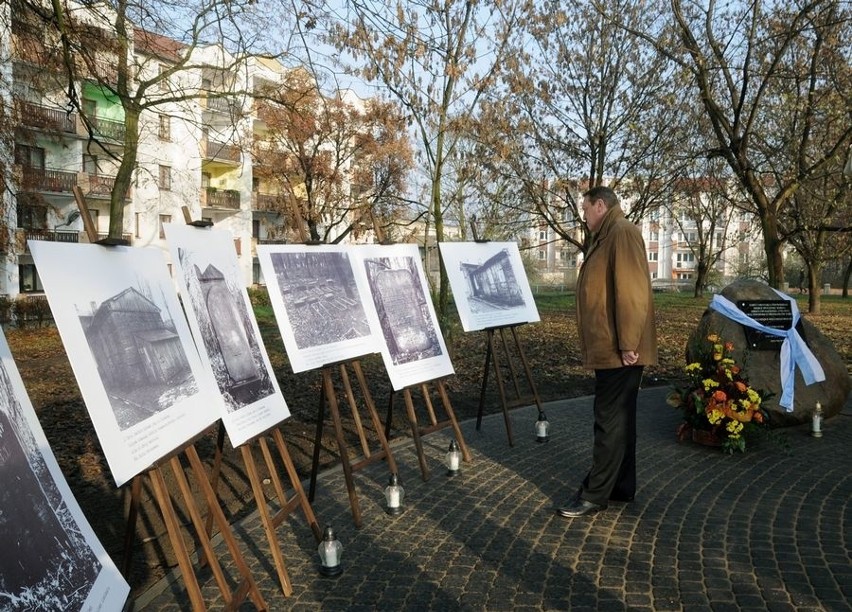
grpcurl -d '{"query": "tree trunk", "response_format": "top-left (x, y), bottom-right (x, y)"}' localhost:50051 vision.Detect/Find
top-left (110, 106), bottom-right (139, 239)
top-left (843, 256), bottom-right (851, 298)
top-left (807, 264), bottom-right (822, 314)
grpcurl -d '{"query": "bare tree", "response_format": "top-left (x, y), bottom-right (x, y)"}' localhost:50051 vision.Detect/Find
top-left (608, 0), bottom-right (852, 288)
top-left (478, 0), bottom-right (691, 257)
top-left (252, 70), bottom-right (413, 243)
top-left (324, 0), bottom-right (524, 321)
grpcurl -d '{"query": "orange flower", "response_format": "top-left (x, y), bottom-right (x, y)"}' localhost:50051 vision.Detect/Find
top-left (724, 342), bottom-right (734, 351)
top-left (753, 412), bottom-right (764, 424)
top-left (713, 390), bottom-right (727, 402)
top-left (735, 381), bottom-right (748, 393)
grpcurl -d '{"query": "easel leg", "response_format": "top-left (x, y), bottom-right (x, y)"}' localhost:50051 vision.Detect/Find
top-left (403, 387), bottom-right (430, 481)
top-left (500, 327), bottom-right (523, 398)
top-left (436, 380), bottom-right (472, 462)
top-left (200, 422), bottom-right (226, 568)
top-left (489, 329), bottom-right (515, 446)
top-left (322, 368), bottom-right (363, 527)
top-left (309, 380), bottom-right (326, 502)
top-left (185, 446), bottom-right (268, 610)
top-left (121, 475), bottom-right (142, 578)
top-left (476, 329), bottom-right (494, 430)
top-left (270, 428), bottom-right (322, 541)
top-left (511, 326), bottom-right (544, 412)
top-left (385, 391), bottom-right (395, 440)
top-left (351, 360), bottom-right (399, 475)
top-left (240, 445), bottom-right (293, 597)
top-left (147, 466), bottom-right (207, 611)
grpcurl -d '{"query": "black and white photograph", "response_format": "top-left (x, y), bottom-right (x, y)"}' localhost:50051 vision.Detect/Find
top-left (257, 244), bottom-right (380, 372)
top-left (29, 241), bottom-right (218, 487)
top-left (439, 242), bottom-right (540, 331)
top-left (354, 244), bottom-right (454, 390)
top-left (165, 224), bottom-right (290, 447)
top-left (0, 327), bottom-right (129, 611)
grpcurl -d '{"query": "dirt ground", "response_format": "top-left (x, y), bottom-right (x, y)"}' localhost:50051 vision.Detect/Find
top-left (5, 297), bottom-right (850, 598)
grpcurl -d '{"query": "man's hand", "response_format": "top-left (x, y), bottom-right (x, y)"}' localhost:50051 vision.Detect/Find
top-left (621, 350), bottom-right (639, 366)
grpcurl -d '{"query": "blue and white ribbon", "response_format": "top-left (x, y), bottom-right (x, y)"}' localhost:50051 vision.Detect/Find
top-left (709, 289), bottom-right (825, 411)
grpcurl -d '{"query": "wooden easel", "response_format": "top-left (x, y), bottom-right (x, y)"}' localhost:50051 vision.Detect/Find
top-left (385, 378), bottom-right (472, 480)
top-left (476, 323), bottom-right (544, 446)
top-left (309, 358), bottom-right (399, 528)
top-left (71, 190), bottom-right (266, 610)
top-left (367, 212), bottom-right (471, 480)
top-left (465, 216), bottom-right (544, 447)
top-left (178, 206), bottom-right (322, 597)
top-left (283, 203), bottom-right (398, 529)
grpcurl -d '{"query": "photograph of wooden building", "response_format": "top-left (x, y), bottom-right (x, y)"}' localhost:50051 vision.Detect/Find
top-left (80, 286), bottom-right (196, 430)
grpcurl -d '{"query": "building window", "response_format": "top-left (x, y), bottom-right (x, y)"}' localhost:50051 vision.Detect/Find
top-left (676, 252), bottom-right (696, 264)
top-left (83, 154), bottom-right (99, 175)
top-left (159, 214), bottom-right (171, 239)
top-left (678, 273), bottom-right (693, 280)
top-left (14, 144), bottom-right (45, 168)
top-left (649, 231), bottom-right (659, 242)
top-left (538, 250), bottom-right (545, 260)
top-left (135, 212), bottom-right (142, 238)
top-left (19, 264), bottom-right (43, 293)
top-left (648, 252), bottom-right (659, 261)
top-left (252, 219), bottom-right (260, 239)
top-left (159, 165), bottom-right (171, 191)
top-left (16, 196), bottom-right (48, 228)
top-left (158, 114), bottom-right (171, 141)
top-left (538, 230), bottom-right (546, 240)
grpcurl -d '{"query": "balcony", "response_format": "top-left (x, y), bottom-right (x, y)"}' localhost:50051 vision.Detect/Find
top-left (19, 228), bottom-right (80, 252)
top-left (202, 140), bottom-right (242, 164)
top-left (203, 188), bottom-right (241, 210)
top-left (204, 96), bottom-right (240, 115)
top-left (83, 174), bottom-right (130, 199)
top-left (20, 167), bottom-right (78, 193)
top-left (17, 101), bottom-right (76, 134)
top-left (88, 116), bottom-right (125, 142)
top-left (252, 192), bottom-right (284, 211)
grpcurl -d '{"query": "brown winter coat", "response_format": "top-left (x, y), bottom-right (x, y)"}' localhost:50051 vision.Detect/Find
top-left (576, 206), bottom-right (658, 370)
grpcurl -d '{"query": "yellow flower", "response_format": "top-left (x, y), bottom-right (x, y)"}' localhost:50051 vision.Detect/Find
top-left (703, 379), bottom-right (720, 391)
top-left (726, 421), bottom-right (743, 435)
top-left (707, 409), bottom-right (725, 425)
top-left (707, 334), bottom-right (720, 343)
top-left (747, 389), bottom-right (761, 404)
top-left (685, 362), bottom-right (702, 372)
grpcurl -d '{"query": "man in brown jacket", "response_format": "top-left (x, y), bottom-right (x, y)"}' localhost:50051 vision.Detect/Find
top-left (557, 186), bottom-right (658, 518)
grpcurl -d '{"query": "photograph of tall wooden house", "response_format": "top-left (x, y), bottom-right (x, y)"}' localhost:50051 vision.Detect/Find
top-left (79, 286), bottom-right (196, 430)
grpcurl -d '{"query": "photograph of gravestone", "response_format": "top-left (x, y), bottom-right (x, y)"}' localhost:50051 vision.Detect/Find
top-left (256, 244), bottom-right (380, 372)
top-left (29, 241), bottom-right (217, 487)
top-left (355, 244), bottom-right (454, 390)
top-left (0, 328), bottom-right (129, 611)
top-left (439, 242), bottom-right (540, 332)
top-left (165, 224), bottom-right (290, 447)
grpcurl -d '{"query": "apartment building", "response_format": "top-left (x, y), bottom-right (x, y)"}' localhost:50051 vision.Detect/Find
top-left (1, 0), bottom-right (372, 300)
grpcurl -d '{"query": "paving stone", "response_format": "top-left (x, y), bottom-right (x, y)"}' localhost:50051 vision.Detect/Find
top-left (131, 388), bottom-right (852, 611)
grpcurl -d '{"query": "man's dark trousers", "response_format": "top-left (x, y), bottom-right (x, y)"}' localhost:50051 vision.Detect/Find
top-left (581, 365), bottom-right (643, 505)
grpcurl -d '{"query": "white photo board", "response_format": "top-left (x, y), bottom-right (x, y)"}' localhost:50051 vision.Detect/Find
top-left (439, 241), bottom-right (540, 332)
top-left (0, 326), bottom-right (130, 610)
top-left (256, 244), bottom-right (380, 372)
top-left (354, 243), bottom-right (454, 390)
top-left (29, 241), bottom-right (218, 487)
top-left (164, 224), bottom-right (290, 447)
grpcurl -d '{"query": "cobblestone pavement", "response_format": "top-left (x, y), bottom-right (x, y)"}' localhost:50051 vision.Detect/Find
top-left (133, 387), bottom-right (852, 611)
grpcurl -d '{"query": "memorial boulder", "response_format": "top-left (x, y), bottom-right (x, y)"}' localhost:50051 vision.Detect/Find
top-left (686, 279), bottom-right (850, 427)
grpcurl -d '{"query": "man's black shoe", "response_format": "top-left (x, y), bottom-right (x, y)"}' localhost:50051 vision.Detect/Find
top-left (556, 498), bottom-right (606, 518)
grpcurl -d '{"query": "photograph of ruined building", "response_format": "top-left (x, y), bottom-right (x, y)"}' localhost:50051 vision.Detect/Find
top-left (458, 248), bottom-right (526, 312)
